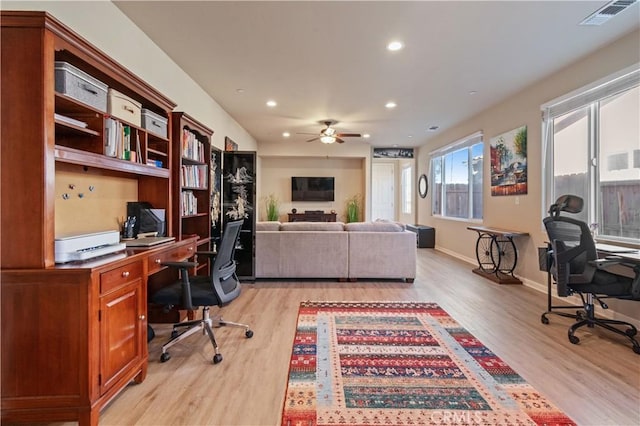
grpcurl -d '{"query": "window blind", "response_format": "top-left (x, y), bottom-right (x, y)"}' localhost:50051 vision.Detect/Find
top-left (542, 67), bottom-right (639, 119)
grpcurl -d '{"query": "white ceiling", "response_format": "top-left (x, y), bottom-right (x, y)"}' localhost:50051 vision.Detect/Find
top-left (114, 1), bottom-right (640, 149)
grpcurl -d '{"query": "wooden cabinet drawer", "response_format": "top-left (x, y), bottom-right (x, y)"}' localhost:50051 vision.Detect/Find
top-left (100, 261), bottom-right (143, 295)
top-left (147, 243), bottom-right (195, 274)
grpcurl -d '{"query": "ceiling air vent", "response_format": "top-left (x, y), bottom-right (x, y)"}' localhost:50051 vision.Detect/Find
top-left (580, 0), bottom-right (638, 26)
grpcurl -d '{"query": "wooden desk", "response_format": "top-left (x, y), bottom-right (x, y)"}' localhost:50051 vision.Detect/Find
top-left (288, 212), bottom-right (337, 222)
top-left (0, 237), bottom-right (197, 426)
top-left (467, 226), bottom-right (529, 284)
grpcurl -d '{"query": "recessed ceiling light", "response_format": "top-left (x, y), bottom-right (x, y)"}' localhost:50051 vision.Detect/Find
top-left (282, 132), bottom-right (290, 138)
top-left (385, 101), bottom-right (397, 109)
top-left (266, 100), bottom-right (277, 107)
top-left (408, 135), bottom-right (413, 138)
top-left (236, 88), bottom-right (245, 93)
top-left (363, 134), bottom-right (371, 138)
top-left (469, 91), bottom-right (477, 95)
top-left (428, 125), bottom-right (439, 132)
top-left (387, 41), bottom-right (404, 51)
top-left (393, 144), bottom-right (399, 147)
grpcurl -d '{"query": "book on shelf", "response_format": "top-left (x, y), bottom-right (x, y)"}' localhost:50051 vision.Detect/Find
top-left (181, 190), bottom-right (198, 216)
top-left (180, 164), bottom-right (208, 188)
top-left (104, 118), bottom-right (132, 160)
top-left (182, 128), bottom-right (205, 162)
top-left (135, 133), bottom-right (143, 163)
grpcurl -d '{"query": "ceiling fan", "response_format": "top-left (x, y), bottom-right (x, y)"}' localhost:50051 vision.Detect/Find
top-left (298, 120), bottom-right (361, 144)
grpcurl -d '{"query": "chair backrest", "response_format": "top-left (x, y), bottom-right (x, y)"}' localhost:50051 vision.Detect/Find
top-left (543, 195), bottom-right (597, 296)
top-left (210, 219), bottom-right (244, 305)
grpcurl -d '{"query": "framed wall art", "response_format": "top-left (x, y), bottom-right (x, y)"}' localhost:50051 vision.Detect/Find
top-left (225, 136), bottom-right (238, 151)
top-left (490, 125), bottom-right (527, 196)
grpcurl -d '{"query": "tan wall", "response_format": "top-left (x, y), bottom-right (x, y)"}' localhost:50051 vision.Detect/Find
top-left (257, 141), bottom-right (372, 221)
top-left (259, 157), bottom-right (365, 222)
top-left (416, 29), bottom-right (640, 320)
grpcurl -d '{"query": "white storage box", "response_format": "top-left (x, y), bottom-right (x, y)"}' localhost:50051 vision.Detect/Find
top-left (54, 61), bottom-right (108, 112)
top-left (141, 108), bottom-right (168, 138)
top-left (107, 88), bottom-right (142, 126)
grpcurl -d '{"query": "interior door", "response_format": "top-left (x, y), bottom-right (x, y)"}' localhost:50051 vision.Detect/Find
top-left (372, 163), bottom-right (395, 220)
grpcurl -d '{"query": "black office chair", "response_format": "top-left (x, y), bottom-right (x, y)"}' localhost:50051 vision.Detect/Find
top-left (151, 219), bottom-right (253, 364)
top-left (542, 194), bottom-right (640, 354)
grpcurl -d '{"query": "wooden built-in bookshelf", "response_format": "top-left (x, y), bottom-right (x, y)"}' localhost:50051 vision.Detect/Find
top-left (1, 11), bottom-right (177, 426)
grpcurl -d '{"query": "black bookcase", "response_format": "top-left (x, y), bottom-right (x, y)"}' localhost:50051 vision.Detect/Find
top-left (222, 151), bottom-right (256, 280)
top-left (210, 147), bottom-right (223, 248)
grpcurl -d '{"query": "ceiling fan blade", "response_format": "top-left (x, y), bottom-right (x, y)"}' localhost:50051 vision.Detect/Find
top-left (335, 137), bottom-right (345, 144)
top-left (306, 137), bottom-right (319, 143)
top-left (336, 133), bottom-right (361, 138)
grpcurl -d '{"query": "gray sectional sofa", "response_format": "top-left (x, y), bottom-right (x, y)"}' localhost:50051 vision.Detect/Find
top-left (255, 221), bottom-right (416, 282)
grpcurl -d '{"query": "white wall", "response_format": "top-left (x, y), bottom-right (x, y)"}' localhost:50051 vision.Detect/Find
top-left (4, 1), bottom-right (257, 152)
top-left (416, 29), bottom-right (640, 321)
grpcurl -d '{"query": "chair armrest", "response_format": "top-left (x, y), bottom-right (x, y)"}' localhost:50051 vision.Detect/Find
top-left (589, 256), bottom-right (623, 269)
top-left (159, 260), bottom-right (198, 311)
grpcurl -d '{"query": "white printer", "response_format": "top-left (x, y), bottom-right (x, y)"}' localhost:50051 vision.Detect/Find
top-left (54, 230), bottom-right (126, 263)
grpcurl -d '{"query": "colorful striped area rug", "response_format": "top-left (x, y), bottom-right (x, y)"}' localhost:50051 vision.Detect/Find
top-left (281, 301), bottom-right (575, 426)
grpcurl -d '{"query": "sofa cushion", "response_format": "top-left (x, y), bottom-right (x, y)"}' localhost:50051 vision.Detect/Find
top-left (279, 222), bottom-right (345, 231)
top-left (256, 221), bottom-right (281, 231)
top-left (348, 230), bottom-right (416, 280)
top-left (375, 218), bottom-right (406, 230)
top-left (345, 221), bottom-right (404, 232)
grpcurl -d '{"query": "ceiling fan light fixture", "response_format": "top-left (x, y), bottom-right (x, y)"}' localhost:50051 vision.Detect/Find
top-left (320, 135), bottom-right (336, 144)
top-left (326, 128), bottom-right (336, 136)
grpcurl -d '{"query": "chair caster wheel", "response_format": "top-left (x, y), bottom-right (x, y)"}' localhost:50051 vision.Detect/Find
top-left (171, 330), bottom-right (179, 338)
top-left (633, 345), bottom-right (640, 355)
top-left (160, 352), bottom-right (171, 362)
top-left (625, 327), bottom-right (637, 337)
top-left (213, 354), bottom-right (223, 364)
top-left (541, 315), bottom-right (549, 325)
top-left (245, 330), bottom-right (254, 338)
top-left (568, 335), bottom-right (580, 345)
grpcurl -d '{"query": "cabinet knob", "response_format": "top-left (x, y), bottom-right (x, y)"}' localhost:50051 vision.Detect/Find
top-left (121, 271), bottom-right (130, 278)
top-left (188, 247), bottom-right (193, 251)
top-left (139, 315), bottom-right (145, 321)
top-left (155, 258), bottom-right (161, 264)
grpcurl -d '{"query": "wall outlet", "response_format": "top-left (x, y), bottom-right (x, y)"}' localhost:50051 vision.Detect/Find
top-left (515, 197), bottom-right (520, 205)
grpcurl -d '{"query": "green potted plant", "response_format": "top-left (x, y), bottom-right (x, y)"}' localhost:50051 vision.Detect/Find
top-left (265, 193), bottom-right (279, 221)
top-left (346, 194), bottom-right (361, 223)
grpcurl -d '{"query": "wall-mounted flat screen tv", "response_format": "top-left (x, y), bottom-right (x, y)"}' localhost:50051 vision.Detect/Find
top-left (291, 176), bottom-right (335, 202)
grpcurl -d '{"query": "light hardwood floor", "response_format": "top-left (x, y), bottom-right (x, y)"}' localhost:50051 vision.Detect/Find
top-left (66, 250), bottom-right (640, 425)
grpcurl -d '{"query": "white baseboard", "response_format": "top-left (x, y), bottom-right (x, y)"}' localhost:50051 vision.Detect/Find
top-left (435, 246), bottom-right (476, 266)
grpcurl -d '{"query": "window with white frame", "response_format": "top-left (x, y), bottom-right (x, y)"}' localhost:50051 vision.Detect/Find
top-left (401, 165), bottom-right (412, 214)
top-left (431, 132), bottom-right (483, 220)
top-left (542, 67), bottom-right (640, 243)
